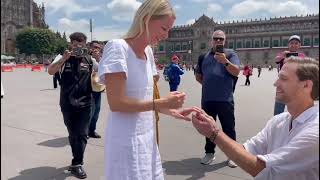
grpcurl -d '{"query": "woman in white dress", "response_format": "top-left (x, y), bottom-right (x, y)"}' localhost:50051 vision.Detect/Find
top-left (98, 0), bottom-right (200, 179)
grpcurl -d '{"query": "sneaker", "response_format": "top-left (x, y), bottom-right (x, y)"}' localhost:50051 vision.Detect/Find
top-left (68, 165), bottom-right (87, 179)
top-left (200, 153), bottom-right (215, 165)
top-left (227, 159), bottom-right (238, 168)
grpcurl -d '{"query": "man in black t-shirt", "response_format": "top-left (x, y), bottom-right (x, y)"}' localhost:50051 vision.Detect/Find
top-left (48, 32), bottom-right (96, 179)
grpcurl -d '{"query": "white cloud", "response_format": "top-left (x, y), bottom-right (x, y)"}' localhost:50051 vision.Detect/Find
top-left (33, 0), bottom-right (102, 17)
top-left (230, 0), bottom-right (317, 18)
top-left (186, 18), bottom-right (196, 25)
top-left (206, 3), bottom-right (223, 15)
top-left (93, 26), bottom-right (126, 41)
top-left (270, 1), bottom-right (309, 15)
top-left (174, 5), bottom-right (182, 10)
top-left (51, 18), bottom-right (125, 41)
top-left (230, 0), bottom-right (267, 17)
top-left (190, 0), bottom-right (210, 3)
top-left (107, 0), bottom-right (142, 22)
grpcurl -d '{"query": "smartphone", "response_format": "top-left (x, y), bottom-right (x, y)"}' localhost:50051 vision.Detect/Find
top-left (215, 45), bottom-right (224, 53)
top-left (285, 52), bottom-right (299, 58)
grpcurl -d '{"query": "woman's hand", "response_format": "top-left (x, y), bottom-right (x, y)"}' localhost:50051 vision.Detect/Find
top-left (156, 91), bottom-right (186, 110)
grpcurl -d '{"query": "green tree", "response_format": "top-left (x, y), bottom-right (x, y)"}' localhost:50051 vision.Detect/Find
top-left (16, 28), bottom-right (57, 56)
top-left (157, 56), bottom-right (170, 64)
top-left (62, 32), bottom-right (67, 41)
top-left (55, 31), bottom-right (62, 38)
top-left (55, 37), bottom-right (69, 54)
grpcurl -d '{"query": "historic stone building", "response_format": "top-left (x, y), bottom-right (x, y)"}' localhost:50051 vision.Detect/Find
top-left (1, 0), bottom-right (47, 54)
top-left (154, 14), bottom-right (319, 65)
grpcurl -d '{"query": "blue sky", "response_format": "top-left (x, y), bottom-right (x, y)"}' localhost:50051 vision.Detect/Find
top-left (33, 0), bottom-right (319, 41)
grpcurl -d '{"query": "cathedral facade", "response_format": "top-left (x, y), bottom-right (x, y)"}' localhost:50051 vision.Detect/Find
top-left (1, 0), bottom-right (46, 54)
top-left (154, 14), bottom-right (319, 65)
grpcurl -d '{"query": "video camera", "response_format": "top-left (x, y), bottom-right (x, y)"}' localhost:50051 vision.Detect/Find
top-left (71, 47), bottom-right (89, 57)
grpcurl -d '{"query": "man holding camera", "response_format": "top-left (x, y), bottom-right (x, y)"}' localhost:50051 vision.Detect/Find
top-left (88, 41), bottom-right (105, 139)
top-left (195, 30), bottom-right (240, 167)
top-left (274, 35), bottom-right (305, 115)
top-left (48, 32), bottom-right (97, 179)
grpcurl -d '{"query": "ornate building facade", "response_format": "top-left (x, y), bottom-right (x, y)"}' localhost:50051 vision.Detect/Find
top-left (154, 14), bottom-right (319, 65)
top-left (1, 0), bottom-right (46, 54)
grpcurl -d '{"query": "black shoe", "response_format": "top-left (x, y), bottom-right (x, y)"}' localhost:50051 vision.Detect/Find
top-left (88, 132), bottom-right (101, 138)
top-left (68, 165), bottom-right (87, 179)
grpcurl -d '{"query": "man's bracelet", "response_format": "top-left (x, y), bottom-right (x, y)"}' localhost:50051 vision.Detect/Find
top-left (209, 129), bottom-right (220, 143)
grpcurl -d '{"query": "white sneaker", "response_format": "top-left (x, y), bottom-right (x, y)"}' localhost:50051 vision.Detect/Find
top-left (227, 159), bottom-right (238, 168)
top-left (200, 153), bottom-right (215, 165)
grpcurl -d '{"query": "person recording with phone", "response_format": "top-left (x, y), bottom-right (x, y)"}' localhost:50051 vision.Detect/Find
top-left (274, 35), bottom-right (305, 115)
top-left (88, 41), bottom-right (105, 139)
top-left (194, 30), bottom-right (240, 167)
top-left (48, 32), bottom-right (98, 179)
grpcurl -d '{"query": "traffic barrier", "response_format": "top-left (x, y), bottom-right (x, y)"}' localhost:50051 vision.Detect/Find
top-left (1, 66), bottom-right (14, 72)
top-left (15, 64), bottom-right (25, 68)
top-left (25, 64), bottom-right (32, 68)
top-left (31, 65), bottom-right (42, 72)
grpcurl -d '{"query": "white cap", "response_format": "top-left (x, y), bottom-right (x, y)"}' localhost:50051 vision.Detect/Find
top-left (288, 35), bottom-right (301, 42)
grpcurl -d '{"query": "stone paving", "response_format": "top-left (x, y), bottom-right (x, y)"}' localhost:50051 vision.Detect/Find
top-left (1, 68), bottom-right (280, 180)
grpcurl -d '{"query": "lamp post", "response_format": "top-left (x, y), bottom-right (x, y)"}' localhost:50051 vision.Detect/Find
top-left (188, 40), bottom-right (192, 64)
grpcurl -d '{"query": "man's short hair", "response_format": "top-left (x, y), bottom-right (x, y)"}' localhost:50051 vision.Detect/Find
top-left (286, 57), bottom-right (319, 100)
top-left (90, 40), bottom-right (99, 46)
top-left (211, 30), bottom-right (226, 39)
top-left (69, 32), bottom-right (87, 42)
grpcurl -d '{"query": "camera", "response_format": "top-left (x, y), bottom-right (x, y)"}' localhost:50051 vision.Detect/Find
top-left (215, 45), bottom-right (224, 53)
top-left (285, 52), bottom-right (299, 58)
top-left (72, 47), bottom-right (89, 57)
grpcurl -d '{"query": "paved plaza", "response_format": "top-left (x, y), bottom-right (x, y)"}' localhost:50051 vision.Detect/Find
top-left (1, 67), bottom-right (281, 180)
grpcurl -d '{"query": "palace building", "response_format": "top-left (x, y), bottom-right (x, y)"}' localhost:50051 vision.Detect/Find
top-left (1, 0), bottom-right (47, 54)
top-left (154, 14), bottom-right (319, 65)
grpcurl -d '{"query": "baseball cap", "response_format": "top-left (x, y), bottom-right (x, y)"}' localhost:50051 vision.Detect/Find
top-left (288, 35), bottom-right (301, 42)
top-left (171, 55), bottom-right (179, 61)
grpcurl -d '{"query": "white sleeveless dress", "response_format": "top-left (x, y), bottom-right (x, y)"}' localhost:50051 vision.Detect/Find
top-left (98, 39), bottom-right (163, 180)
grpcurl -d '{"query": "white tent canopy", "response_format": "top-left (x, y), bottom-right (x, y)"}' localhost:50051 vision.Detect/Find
top-left (1, 55), bottom-right (15, 60)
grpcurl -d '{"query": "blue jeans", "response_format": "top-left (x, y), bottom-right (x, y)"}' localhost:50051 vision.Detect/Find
top-left (274, 101), bottom-right (285, 115)
top-left (89, 91), bottom-right (102, 134)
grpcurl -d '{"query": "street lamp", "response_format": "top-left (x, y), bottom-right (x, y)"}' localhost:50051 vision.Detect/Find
top-left (188, 41), bottom-right (192, 63)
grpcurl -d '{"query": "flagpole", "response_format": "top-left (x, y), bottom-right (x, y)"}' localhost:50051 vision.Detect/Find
top-left (90, 18), bottom-right (93, 42)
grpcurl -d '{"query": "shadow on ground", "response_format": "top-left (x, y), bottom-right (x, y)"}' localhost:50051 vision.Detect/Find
top-left (40, 88), bottom-right (57, 91)
top-left (163, 158), bottom-right (227, 180)
top-left (8, 166), bottom-right (71, 180)
top-left (37, 137), bottom-right (69, 148)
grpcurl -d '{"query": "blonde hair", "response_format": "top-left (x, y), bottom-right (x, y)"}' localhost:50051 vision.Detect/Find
top-left (123, 0), bottom-right (175, 40)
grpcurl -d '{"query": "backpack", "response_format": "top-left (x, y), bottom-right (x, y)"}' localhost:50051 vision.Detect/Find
top-left (163, 65), bottom-right (173, 82)
top-left (197, 50), bottom-right (238, 93)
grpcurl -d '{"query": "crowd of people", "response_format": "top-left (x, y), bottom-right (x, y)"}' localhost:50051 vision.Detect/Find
top-left (45, 0), bottom-right (318, 179)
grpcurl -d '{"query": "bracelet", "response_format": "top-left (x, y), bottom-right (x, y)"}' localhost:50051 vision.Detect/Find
top-left (209, 129), bottom-right (220, 143)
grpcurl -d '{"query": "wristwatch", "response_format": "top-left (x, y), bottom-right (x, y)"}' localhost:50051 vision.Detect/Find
top-left (224, 62), bottom-right (229, 67)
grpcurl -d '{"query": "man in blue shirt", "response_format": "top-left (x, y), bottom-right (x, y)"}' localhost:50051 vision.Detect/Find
top-left (195, 30), bottom-right (240, 168)
top-left (168, 55), bottom-right (184, 91)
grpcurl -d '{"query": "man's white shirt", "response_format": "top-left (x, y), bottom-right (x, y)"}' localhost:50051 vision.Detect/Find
top-left (244, 105), bottom-right (319, 180)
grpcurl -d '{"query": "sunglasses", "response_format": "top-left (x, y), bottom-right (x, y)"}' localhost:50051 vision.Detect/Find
top-left (213, 37), bottom-right (225, 41)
